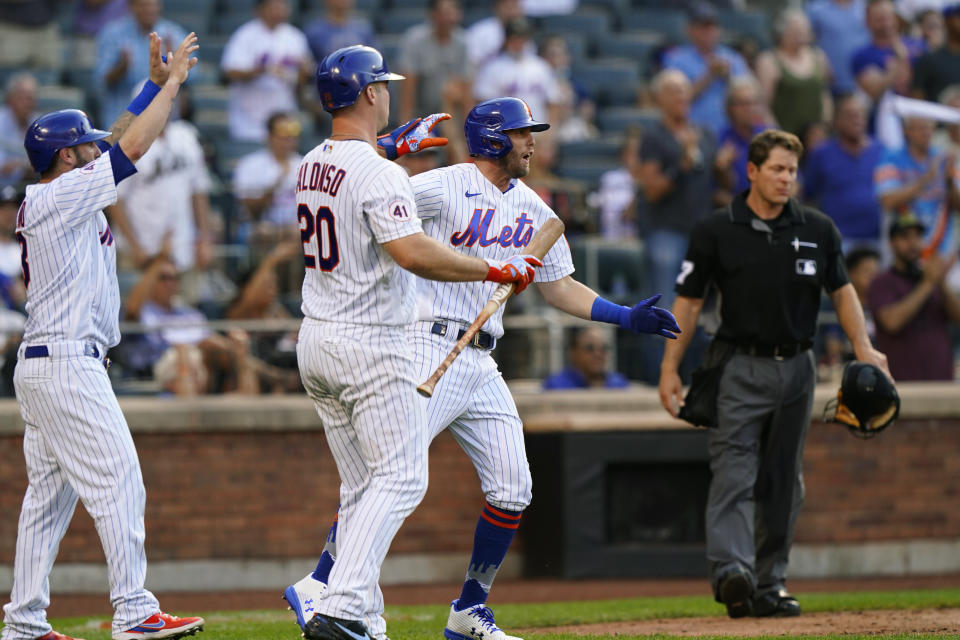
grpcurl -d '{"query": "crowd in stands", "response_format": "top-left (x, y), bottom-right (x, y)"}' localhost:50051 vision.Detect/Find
top-left (0, 0), bottom-right (959, 396)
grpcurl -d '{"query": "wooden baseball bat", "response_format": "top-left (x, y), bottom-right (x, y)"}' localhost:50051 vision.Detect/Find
top-left (417, 217), bottom-right (565, 398)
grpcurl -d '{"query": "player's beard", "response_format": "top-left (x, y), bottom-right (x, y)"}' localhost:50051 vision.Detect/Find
top-left (72, 144), bottom-right (100, 167)
top-left (499, 147), bottom-right (531, 179)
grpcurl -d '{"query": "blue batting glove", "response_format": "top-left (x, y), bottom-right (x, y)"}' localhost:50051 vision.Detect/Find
top-left (628, 294), bottom-right (681, 338)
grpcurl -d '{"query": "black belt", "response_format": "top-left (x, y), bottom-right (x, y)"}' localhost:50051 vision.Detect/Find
top-left (24, 343), bottom-right (110, 369)
top-left (731, 340), bottom-right (812, 360)
top-left (430, 321), bottom-right (496, 350)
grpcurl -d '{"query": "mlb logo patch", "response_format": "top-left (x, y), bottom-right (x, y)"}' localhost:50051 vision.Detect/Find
top-left (796, 259), bottom-right (817, 276)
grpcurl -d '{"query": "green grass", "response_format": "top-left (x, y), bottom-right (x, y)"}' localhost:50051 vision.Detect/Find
top-left (42, 588), bottom-right (960, 640)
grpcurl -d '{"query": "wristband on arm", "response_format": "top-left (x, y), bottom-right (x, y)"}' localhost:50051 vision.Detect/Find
top-left (590, 296), bottom-right (630, 329)
top-left (126, 80), bottom-right (161, 116)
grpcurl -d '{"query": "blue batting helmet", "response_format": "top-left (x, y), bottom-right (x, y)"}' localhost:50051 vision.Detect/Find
top-left (464, 97), bottom-right (549, 159)
top-left (315, 45), bottom-right (405, 113)
top-left (24, 109), bottom-right (110, 174)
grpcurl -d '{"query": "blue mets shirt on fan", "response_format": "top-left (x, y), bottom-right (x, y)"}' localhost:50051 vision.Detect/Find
top-left (874, 144), bottom-right (957, 254)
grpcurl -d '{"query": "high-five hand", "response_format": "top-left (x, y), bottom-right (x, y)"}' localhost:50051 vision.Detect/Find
top-left (167, 32), bottom-right (199, 86)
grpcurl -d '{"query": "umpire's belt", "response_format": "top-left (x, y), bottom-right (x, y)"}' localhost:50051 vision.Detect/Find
top-left (22, 341), bottom-right (110, 368)
top-left (430, 321), bottom-right (496, 350)
top-left (730, 340), bottom-right (812, 360)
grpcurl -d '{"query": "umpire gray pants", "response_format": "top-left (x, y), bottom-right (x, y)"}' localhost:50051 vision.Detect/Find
top-left (707, 350), bottom-right (816, 597)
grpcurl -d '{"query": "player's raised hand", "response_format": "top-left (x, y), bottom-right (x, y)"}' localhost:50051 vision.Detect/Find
top-left (627, 294), bottom-right (681, 338)
top-left (484, 254), bottom-right (542, 293)
top-left (167, 32), bottom-right (199, 86)
top-left (377, 113), bottom-right (451, 160)
top-left (147, 32), bottom-right (170, 86)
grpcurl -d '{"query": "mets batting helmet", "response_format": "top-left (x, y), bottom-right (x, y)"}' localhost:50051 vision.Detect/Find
top-left (24, 109), bottom-right (110, 174)
top-left (464, 97), bottom-right (549, 159)
top-left (823, 362), bottom-right (900, 438)
top-left (315, 45), bottom-right (405, 113)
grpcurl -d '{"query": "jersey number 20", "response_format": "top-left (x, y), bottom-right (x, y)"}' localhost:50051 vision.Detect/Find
top-left (299, 204), bottom-right (339, 271)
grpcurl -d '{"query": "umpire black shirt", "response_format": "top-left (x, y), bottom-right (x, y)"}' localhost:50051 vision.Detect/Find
top-left (675, 193), bottom-right (849, 346)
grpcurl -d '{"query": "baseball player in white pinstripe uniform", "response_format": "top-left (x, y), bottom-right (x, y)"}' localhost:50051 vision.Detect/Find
top-left (2, 34), bottom-right (204, 640)
top-left (290, 48), bottom-right (541, 640)
top-left (285, 97), bottom-right (680, 640)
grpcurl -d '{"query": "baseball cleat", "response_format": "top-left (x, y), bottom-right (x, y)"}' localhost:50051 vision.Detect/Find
top-left (37, 632), bottom-right (87, 640)
top-left (283, 573), bottom-right (328, 630)
top-left (112, 612), bottom-right (204, 639)
top-left (752, 588), bottom-right (801, 617)
top-left (444, 600), bottom-right (523, 640)
top-left (303, 613), bottom-right (373, 640)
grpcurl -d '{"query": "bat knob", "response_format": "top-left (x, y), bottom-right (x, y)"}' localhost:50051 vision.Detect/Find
top-left (416, 384), bottom-right (434, 398)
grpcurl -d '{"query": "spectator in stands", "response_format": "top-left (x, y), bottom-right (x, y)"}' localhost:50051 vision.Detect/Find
top-left (820, 246), bottom-right (883, 379)
top-left (869, 214), bottom-right (960, 379)
top-left (226, 241), bottom-right (302, 393)
top-left (221, 0), bottom-right (313, 142)
top-left (122, 254), bottom-right (259, 394)
top-left (466, 0), bottom-right (526, 67)
top-left (541, 34), bottom-right (597, 143)
top-left (0, 73), bottom-right (39, 188)
top-left (933, 84), bottom-right (960, 155)
top-left (542, 326), bottom-right (628, 390)
top-left (593, 128), bottom-right (640, 240)
top-left (0, 0), bottom-right (62, 73)
top-left (662, 2), bottom-right (751, 136)
top-left (473, 18), bottom-right (561, 128)
top-left (398, 0), bottom-right (470, 124)
top-left (852, 0), bottom-right (921, 148)
top-left (807, 0), bottom-right (871, 93)
top-left (755, 8), bottom-right (833, 138)
top-left (912, 3), bottom-right (960, 101)
top-left (73, 0), bottom-right (129, 67)
top-left (848, 246), bottom-right (883, 308)
top-left (233, 112), bottom-right (303, 245)
top-left (0, 185), bottom-right (24, 282)
top-left (718, 77), bottom-right (766, 197)
top-left (875, 114), bottom-right (960, 255)
top-left (95, 0), bottom-right (186, 126)
top-left (638, 69), bottom-right (722, 305)
top-left (804, 93), bottom-right (885, 250)
top-left (916, 7), bottom-right (946, 50)
top-left (112, 101), bottom-right (213, 272)
top-left (304, 0), bottom-right (378, 64)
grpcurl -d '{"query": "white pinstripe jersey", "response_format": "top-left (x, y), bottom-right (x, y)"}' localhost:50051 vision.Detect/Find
top-left (17, 151), bottom-right (122, 348)
top-left (412, 162), bottom-right (574, 338)
top-left (297, 139), bottom-right (423, 326)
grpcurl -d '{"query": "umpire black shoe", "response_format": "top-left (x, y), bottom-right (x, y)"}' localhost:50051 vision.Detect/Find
top-left (716, 568), bottom-right (754, 619)
top-left (303, 614), bottom-right (372, 640)
top-left (752, 588), bottom-right (802, 617)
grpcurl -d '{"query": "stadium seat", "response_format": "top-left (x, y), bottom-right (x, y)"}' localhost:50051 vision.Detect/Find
top-left (538, 10), bottom-right (612, 39)
top-left (165, 0), bottom-right (215, 12)
top-left (550, 32), bottom-right (588, 65)
top-left (620, 9), bottom-right (687, 44)
top-left (35, 85), bottom-right (85, 112)
top-left (192, 108), bottom-right (230, 142)
top-left (199, 35), bottom-right (229, 68)
top-left (558, 138), bottom-right (622, 166)
top-left (554, 158), bottom-right (621, 186)
top-left (216, 139), bottom-right (262, 178)
top-left (595, 106), bottom-right (660, 135)
top-left (166, 10), bottom-right (213, 37)
top-left (191, 85), bottom-right (230, 110)
top-left (718, 9), bottom-right (771, 48)
top-left (580, 0), bottom-right (630, 11)
top-left (572, 58), bottom-right (640, 107)
top-left (375, 8), bottom-right (428, 35)
top-left (592, 32), bottom-right (660, 73)
top-left (213, 12), bottom-right (251, 36)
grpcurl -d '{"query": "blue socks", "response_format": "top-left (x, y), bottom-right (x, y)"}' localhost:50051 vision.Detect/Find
top-left (312, 514), bottom-right (338, 583)
top-left (456, 502), bottom-right (522, 610)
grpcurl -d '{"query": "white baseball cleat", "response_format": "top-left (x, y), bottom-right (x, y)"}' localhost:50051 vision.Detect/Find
top-left (283, 573), bottom-right (328, 630)
top-left (443, 600), bottom-right (523, 640)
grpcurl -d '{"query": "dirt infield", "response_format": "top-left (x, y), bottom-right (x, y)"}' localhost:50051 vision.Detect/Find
top-left (528, 608), bottom-right (960, 637)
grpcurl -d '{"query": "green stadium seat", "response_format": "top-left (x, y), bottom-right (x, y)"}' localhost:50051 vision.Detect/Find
top-left (558, 138), bottom-right (622, 165)
top-left (593, 32), bottom-right (660, 72)
top-left (538, 10), bottom-right (612, 38)
top-left (595, 106), bottom-right (660, 135)
top-left (375, 8), bottom-right (427, 35)
top-left (36, 85), bottom-right (85, 112)
top-left (620, 9), bottom-right (687, 44)
top-left (718, 9), bottom-right (771, 48)
top-left (572, 58), bottom-right (641, 107)
top-left (554, 158), bottom-right (621, 186)
top-left (191, 85), bottom-right (230, 110)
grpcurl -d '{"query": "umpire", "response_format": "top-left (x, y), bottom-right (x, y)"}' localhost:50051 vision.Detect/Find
top-left (658, 130), bottom-right (889, 618)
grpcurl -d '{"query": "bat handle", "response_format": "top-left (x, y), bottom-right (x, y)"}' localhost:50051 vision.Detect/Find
top-left (416, 381), bottom-right (435, 398)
